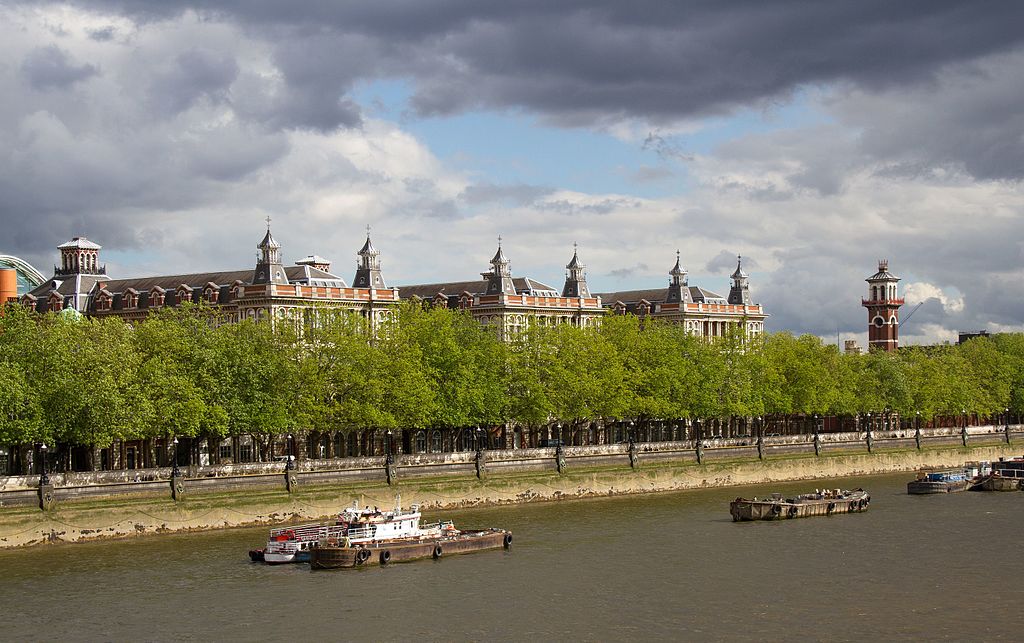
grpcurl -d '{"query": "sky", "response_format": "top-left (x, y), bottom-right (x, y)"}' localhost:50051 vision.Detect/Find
top-left (2, 1), bottom-right (1023, 345)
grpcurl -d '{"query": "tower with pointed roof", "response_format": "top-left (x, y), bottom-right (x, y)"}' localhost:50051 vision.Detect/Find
top-left (484, 238), bottom-right (517, 296)
top-left (862, 260), bottom-right (903, 352)
top-left (253, 219), bottom-right (288, 285)
top-left (665, 251), bottom-right (692, 304)
top-left (56, 237), bottom-right (106, 276)
top-left (561, 244), bottom-right (591, 298)
top-left (727, 255), bottom-right (751, 305)
top-left (353, 230), bottom-right (386, 289)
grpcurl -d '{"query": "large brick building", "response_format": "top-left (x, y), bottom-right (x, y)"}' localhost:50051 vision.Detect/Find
top-left (398, 241), bottom-right (605, 337)
top-left (22, 227), bottom-right (400, 329)
top-left (597, 253), bottom-right (766, 338)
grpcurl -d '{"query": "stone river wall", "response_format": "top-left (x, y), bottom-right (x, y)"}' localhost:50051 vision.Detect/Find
top-left (1, 427), bottom-right (1021, 549)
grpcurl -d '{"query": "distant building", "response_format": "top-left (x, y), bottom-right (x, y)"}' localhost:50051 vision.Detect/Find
top-left (596, 253), bottom-right (767, 339)
top-left (862, 260), bottom-right (904, 352)
top-left (958, 331), bottom-right (990, 345)
top-left (844, 339), bottom-right (863, 355)
top-left (0, 254), bottom-right (45, 297)
top-left (21, 227), bottom-right (400, 328)
top-left (398, 241), bottom-right (605, 337)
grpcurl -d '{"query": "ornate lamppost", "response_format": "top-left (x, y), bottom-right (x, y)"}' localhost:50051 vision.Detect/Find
top-left (1005, 408), bottom-right (1012, 445)
top-left (865, 412), bottom-right (874, 453)
top-left (171, 437), bottom-right (181, 478)
top-left (285, 433), bottom-right (298, 492)
top-left (914, 411), bottom-right (922, 450)
top-left (475, 427), bottom-right (487, 479)
top-left (812, 414), bottom-right (821, 457)
top-left (39, 443), bottom-right (50, 487)
top-left (961, 409), bottom-right (969, 447)
top-left (755, 416), bottom-right (763, 460)
top-left (38, 442), bottom-right (54, 510)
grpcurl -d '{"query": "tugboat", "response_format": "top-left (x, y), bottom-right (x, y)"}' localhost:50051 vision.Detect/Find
top-left (730, 489), bottom-right (870, 521)
top-left (251, 522), bottom-right (350, 564)
top-left (971, 456), bottom-right (1024, 491)
top-left (309, 500), bottom-right (512, 569)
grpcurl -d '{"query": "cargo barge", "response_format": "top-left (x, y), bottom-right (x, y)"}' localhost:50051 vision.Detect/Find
top-left (310, 528), bottom-right (512, 569)
top-left (908, 470), bottom-right (973, 494)
top-left (730, 488), bottom-right (870, 521)
top-left (970, 457), bottom-right (1024, 491)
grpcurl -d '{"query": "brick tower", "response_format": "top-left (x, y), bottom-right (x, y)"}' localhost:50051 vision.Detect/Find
top-left (862, 260), bottom-right (904, 352)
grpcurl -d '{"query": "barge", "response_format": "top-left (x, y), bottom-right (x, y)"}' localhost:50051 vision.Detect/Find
top-left (310, 528), bottom-right (512, 569)
top-left (908, 470), bottom-right (973, 494)
top-left (970, 457), bottom-right (1024, 492)
top-left (730, 488), bottom-right (870, 522)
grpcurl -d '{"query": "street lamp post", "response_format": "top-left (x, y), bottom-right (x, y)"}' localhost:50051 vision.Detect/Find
top-left (812, 414), bottom-right (821, 457)
top-left (171, 437), bottom-right (180, 478)
top-left (39, 443), bottom-right (49, 487)
top-left (756, 416), bottom-right (763, 460)
top-left (865, 412), bottom-right (874, 453)
top-left (914, 411), bottom-right (922, 450)
top-left (286, 434), bottom-right (295, 470)
top-left (1005, 408), bottom-right (1012, 445)
top-left (961, 410), bottom-right (969, 447)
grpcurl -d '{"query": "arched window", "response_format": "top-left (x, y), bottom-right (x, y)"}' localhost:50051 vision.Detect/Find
top-left (430, 430), bottom-right (443, 453)
top-left (347, 432), bottom-right (359, 457)
top-left (333, 432), bottom-right (344, 458)
top-left (414, 431), bottom-right (427, 454)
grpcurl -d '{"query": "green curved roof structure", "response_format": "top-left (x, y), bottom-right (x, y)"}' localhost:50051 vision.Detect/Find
top-left (0, 254), bottom-right (45, 295)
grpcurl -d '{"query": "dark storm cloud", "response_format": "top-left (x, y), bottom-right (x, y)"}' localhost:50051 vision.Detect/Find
top-left (147, 49), bottom-right (239, 115)
top-left (39, 1), bottom-right (1024, 124)
top-left (20, 45), bottom-right (99, 90)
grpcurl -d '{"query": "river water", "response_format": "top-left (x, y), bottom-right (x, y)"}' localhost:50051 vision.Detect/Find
top-left (2, 472), bottom-right (1022, 641)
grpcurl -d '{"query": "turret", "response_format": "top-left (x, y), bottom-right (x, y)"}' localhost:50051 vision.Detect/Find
top-left (353, 230), bottom-right (386, 289)
top-left (665, 250), bottom-right (692, 304)
top-left (727, 255), bottom-right (751, 305)
top-left (561, 244), bottom-right (591, 298)
top-left (484, 237), bottom-right (517, 296)
top-left (862, 259), bottom-right (904, 352)
top-left (253, 219), bottom-right (288, 285)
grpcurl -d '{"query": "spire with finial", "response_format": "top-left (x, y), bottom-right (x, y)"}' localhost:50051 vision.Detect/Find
top-left (728, 253), bottom-right (751, 305)
top-left (562, 242), bottom-right (590, 298)
top-left (666, 249), bottom-right (691, 303)
top-left (353, 225), bottom-right (385, 288)
top-left (485, 235), bottom-right (516, 296)
top-left (254, 218), bottom-right (287, 284)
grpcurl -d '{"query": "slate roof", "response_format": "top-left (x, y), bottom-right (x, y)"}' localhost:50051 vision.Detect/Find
top-left (398, 276), bottom-right (559, 301)
top-left (596, 286), bottom-right (727, 306)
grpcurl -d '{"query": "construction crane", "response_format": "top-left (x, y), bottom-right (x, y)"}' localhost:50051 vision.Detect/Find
top-left (899, 301), bottom-right (924, 327)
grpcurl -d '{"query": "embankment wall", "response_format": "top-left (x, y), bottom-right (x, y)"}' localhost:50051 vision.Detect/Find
top-left (1, 439), bottom-right (1019, 549)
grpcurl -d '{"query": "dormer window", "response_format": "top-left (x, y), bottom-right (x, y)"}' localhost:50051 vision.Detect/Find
top-left (230, 280), bottom-right (244, 300)
top-left (124, 289), bottom-right (139, 309)
top-left (48, 293), bottom-right (63, 312)
top-left (150, 287), bottom-right (165, 307)
top-left (204, 282), bottom-right (220, 304)
top-left (176, 285), bottom-right (193, 305)
top-left (95, 290), bottom-right (113, 312)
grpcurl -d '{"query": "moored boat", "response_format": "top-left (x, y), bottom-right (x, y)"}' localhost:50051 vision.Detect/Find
top-left (730, 488), bottom-right (870, 522)
top-left (308, 500), bottom-right (511, 569)
top-left (908, 470), bottom-right (972, 494)
top-left (970, 456), bottom-right (1024, 492)
top-left (310, 528), bottom-right (512, 569)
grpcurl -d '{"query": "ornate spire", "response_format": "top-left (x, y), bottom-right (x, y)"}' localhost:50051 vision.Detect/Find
top-left (731, 255), bottom-right (748, 279)
top-left (728, 253), bottom-right (751, 305)
top-left (666, 250), bottom-right (691, 303)
top-left (562, 243), bottom-right (590, 298)
top-left (353, 228), bottom-right (386, 288)
top-left (485, 236), bottom-right (516, 296)
top-left (254, 221), bottom-right (287, 284)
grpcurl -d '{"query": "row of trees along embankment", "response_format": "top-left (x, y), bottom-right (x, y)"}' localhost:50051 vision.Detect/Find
top-left (1, 302), bottom-right (1023, 475)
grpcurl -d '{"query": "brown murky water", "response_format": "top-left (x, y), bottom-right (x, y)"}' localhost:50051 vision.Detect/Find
top-left (2, 472), bottom-right (1022, 641)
